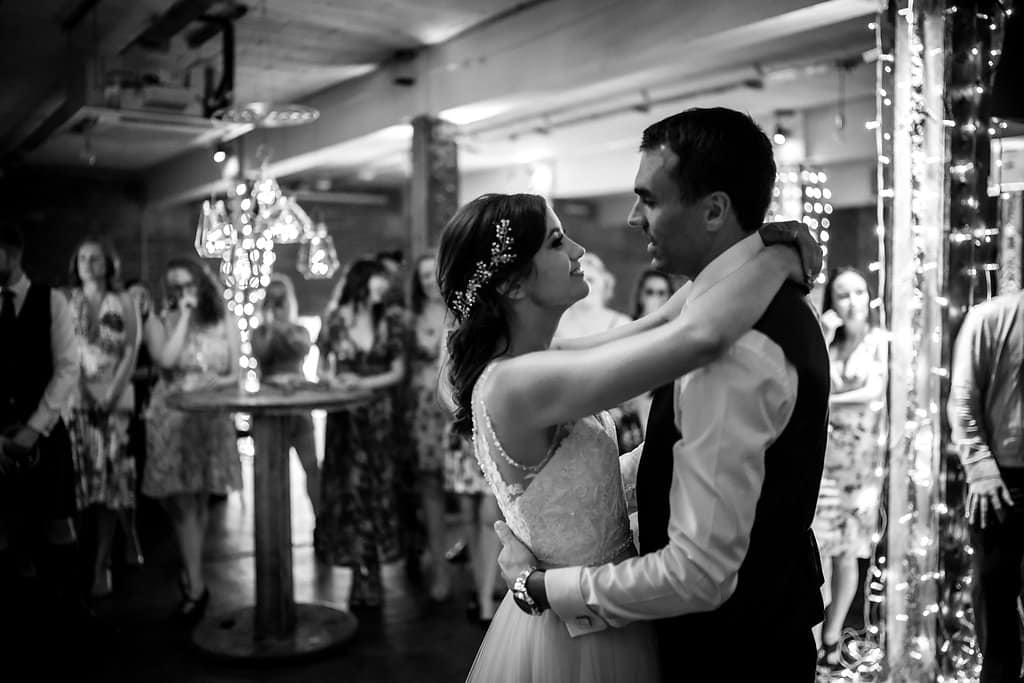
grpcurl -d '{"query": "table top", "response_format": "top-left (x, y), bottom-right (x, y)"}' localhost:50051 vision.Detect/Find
top-left (166, 379), bottom-right (374, 415)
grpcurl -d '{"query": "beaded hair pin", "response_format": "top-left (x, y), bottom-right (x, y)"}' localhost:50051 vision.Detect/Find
top-left (450, 218), bottom-right (516, 319)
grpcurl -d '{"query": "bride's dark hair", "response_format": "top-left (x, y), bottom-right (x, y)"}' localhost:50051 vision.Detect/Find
top-left (437, 193), bottom-right (548, 436)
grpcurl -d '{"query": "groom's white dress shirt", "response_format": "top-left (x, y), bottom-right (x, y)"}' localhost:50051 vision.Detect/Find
top-left (544, 234), bottom-right (800, 638)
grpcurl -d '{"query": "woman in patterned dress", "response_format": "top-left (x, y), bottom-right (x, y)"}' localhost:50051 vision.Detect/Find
top-left (407, 253), bottom-right (454, 601)
top-left (813, 267), bottom-right (887, 669)
top-left (142, 258), bottom-right (240, 624)
top-left (316, 259), bottom-right (406, 608)
top-left (439, 337), bottom-right (505, 624)
top-left (65, 238), bottom-right (142, 598)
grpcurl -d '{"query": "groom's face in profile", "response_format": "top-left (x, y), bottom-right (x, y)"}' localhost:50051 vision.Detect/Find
top-left (627, 146), bottom-right (709, 279)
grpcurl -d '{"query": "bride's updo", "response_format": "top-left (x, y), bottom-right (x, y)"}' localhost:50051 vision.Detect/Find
top-left (437, 193), bottom-right (548, 436)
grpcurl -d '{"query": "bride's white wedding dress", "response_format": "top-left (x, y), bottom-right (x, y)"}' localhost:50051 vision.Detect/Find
top-left (466, 362), bottom-right (659, 682)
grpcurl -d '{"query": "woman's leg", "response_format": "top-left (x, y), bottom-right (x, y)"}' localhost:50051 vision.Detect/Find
top-left (162, 494), bottom-right (206, 599)
top-left (822, 553), bottom-right (859, 654)
top-left (290, 415), bottom-right (321, 517)
top-left (117, 506), bottom-right (143, 565)
top-left (814, 552), bottom-right (833, 649)
top-left (91, 507), bottom-right (117, 596)
top-left (475, 494), bottom-right (502, 621)
top-left (420, 473), bottom-right (449, 600)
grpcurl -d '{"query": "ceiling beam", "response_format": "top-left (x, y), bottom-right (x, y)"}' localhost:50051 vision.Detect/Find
top-left (145, 0), bottom-right (877, 207)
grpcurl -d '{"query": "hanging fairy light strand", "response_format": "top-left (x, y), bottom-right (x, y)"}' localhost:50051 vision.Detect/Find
top-left (937, 1), bottom-right (1010, 681)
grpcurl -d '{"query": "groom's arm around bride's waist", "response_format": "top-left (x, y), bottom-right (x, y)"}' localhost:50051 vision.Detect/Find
top-left (544, 333), bottom-right (797, 637)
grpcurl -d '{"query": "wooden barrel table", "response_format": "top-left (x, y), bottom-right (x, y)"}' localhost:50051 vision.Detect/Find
top-left (168, 381), bottom-right (372, 660)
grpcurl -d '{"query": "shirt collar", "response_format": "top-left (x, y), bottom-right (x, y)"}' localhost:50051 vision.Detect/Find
top-left (687, 232), bottom-right (762, 303)
top-left (3, 272), bottom-right (30, 299)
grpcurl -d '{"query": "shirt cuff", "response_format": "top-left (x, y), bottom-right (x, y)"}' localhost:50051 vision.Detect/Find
top-left (27, 406), bottom-right (59, 437)
top-left (545, 566), bottom-right (607, 638)
top-left (964, 455), bottom-right (1001, 483)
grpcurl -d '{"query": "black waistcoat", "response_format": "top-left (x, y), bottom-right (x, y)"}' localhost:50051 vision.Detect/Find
top-left (0, 283), bottom-right (55, 427)
top-left (635, 282), bottom-right (829, 679)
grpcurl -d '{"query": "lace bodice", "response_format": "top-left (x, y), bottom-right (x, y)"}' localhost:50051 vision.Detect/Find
top-left (472, 363), bottom-right (635, 569)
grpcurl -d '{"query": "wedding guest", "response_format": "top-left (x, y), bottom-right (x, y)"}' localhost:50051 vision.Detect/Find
top-left (0, 222), bottom-right (81, 640)
top-left (65, 238), bottom-right (143, 599)
top-left (631, 269), bottom-right (675, 320)
top-left (375, 248), bottom-right (423, 581)
top-left (125, 280), bottom-right (159, 486)
top-left (949, 289), bottom-right (1024, 683)
top-left (407, 253), bottom-right (452, 601)
top-left (251, 273), bottom-right (319, 515)
top-left (444, 425), bottom-right (504, 625)
top-left (554, 253), bottom-right (630, 338)
top-left (555, 253), bottom-right (635, 453)
top-left (627, 269), bottom-right (677, 438)
top-left (316, 258), bottom-right (406, 608)
top-left (812, 267), bottom-right (886, 670)
top-left (142, 258), bottom-right (240, 625)
top-left (437, 338), bottom-right (504, 624)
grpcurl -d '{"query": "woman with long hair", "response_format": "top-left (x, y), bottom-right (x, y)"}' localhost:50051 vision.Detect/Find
top-left (406, 253), bottom-right (455, 601)
top-left (142, 257), bottom-right (240, 625)
top-left (65, 237), bottom-right (142, 598)
top-left (812, 267), bottom-right (887, 671)
top-left (251, 273), bottom-right (319, 514)
top-left (631, 269), bottom-right (675, 320)
top-left (437, 193), bottom-right (812, 680)
top-left (622, 269), bottom-right (678, 441)
top-left (316, 258), bottom-right (406, 608)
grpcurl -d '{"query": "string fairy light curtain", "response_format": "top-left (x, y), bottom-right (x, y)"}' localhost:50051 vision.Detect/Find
top-left (855, 1), bottom-right (1013, 681)
top-left (937, 1), bottom-right (1014, 681)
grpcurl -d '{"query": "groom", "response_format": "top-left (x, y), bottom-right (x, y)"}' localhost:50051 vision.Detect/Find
top-left (496, 107), bottom-right (830, 681)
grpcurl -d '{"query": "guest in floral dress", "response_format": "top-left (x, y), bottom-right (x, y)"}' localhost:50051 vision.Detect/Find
top-left (65, 238), bottom-right (142, 599)
top-left (316, 258), bottom-right (406, 607)
top-left (438, 340), bottom-right (504, 624)
top-left (406, 253), bottom-right (453, 601)
top-left (142, 258), bottom-right (240, 625)
top-left (812, 267), bottom-right (887, 669)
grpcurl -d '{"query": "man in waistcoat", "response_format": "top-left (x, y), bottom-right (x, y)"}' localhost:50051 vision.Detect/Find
top-left (0, 222), bottom-right (82, 654)
top-left (496, 108), bottom-right (830, 681)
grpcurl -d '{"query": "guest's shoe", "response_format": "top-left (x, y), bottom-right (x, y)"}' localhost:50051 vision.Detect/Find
top-left (816, 638), bottom-right (843, 673)
top-left (349, 568), bottom-right (382, 609)
top-left (124, 534), bottom-right (144, 567)
top-left (174, 587), bottom-right (210, 627)
top-left (445, 539), bottom-right (469, 565)
top-left (90, 566), bottom-right (112, 599)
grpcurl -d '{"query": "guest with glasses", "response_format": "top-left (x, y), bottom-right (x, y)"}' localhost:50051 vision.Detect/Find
top-left (142, 258), bottom-right (240, 626)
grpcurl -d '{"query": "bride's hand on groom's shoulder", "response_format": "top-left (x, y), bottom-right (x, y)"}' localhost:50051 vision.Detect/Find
top-left (758, 220), bottom-right (823, 292)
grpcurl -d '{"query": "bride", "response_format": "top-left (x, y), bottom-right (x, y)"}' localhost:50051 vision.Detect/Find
top-left (436, 192), bottom-right (816, 682)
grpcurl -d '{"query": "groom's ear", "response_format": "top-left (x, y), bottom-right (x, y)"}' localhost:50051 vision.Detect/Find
top-left (703, 191), bottom-right (730, 232)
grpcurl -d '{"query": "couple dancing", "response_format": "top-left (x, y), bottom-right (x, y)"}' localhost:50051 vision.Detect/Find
top-left (437, 107), bottom-right (830, 682)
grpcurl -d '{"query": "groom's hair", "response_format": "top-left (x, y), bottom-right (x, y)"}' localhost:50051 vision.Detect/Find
top-left (640, 107), bottom-right (775, 233)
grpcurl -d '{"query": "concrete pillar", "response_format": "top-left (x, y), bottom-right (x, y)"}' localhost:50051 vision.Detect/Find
top-left (408, 115), bottom-right (459, 258)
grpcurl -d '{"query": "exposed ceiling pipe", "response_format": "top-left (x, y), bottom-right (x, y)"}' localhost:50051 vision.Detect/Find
top-left (464, 49), bottom-right (874, 143)
top-left (131, 0), bottom-right (220, 52)
top-left (191, 16), bottom-right (236, 117)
